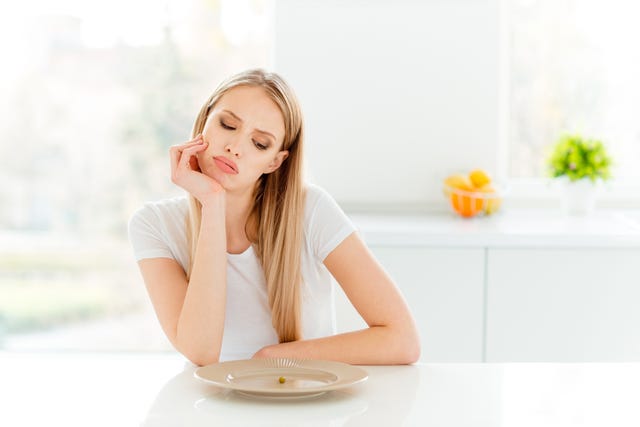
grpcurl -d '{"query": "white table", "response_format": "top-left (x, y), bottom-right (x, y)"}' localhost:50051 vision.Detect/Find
top-left (2, 352), bottom-right (640, 426)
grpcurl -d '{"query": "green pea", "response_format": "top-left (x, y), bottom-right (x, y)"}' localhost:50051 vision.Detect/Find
top-left (278, 376), bottom-right (286, 384)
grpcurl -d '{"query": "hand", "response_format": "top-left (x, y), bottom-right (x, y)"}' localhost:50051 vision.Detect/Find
top-left (169, 135), bottom-right (224, 204)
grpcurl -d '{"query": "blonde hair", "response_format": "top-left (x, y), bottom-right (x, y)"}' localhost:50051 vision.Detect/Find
top-left (187, 69), bottom-right (305, 343)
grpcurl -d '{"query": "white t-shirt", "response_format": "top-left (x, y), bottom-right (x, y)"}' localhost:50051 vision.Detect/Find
top-left (128, 183), bottom-right (357, 361)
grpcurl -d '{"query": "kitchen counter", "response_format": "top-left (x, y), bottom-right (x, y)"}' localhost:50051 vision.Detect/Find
top-left (350, 209), bottom-right (640, 248)
top-left (3, 352), bottom-right (640, 426)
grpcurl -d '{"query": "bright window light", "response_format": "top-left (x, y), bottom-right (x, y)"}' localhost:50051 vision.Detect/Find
top-left (0, 0), bottom-right (273, 351)
top-left (507, 0), bottom-right (640, 182)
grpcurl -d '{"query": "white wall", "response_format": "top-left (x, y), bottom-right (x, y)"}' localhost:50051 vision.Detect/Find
top-left (275, 0), bottom-right (501, 209)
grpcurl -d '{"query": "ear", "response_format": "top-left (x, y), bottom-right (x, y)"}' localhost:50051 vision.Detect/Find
top-left (264, 150), bottom-right (289, 174)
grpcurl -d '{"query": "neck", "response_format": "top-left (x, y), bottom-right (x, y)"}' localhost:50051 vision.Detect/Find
top-left (223, 186), bottom-right (255, 246)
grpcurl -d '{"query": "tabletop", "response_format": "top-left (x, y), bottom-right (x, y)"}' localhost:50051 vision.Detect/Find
top-left (2, 352), bottom-right (640, 426)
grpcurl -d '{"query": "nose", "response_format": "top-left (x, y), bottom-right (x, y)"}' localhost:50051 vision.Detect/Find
top-left (225, 140), bottom-right (241, 158)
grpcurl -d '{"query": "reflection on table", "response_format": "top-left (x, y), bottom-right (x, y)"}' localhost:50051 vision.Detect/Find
top-left (143, 361), bottom-right (420, 426)
top-left (2, 352), bottom-right (640, 426)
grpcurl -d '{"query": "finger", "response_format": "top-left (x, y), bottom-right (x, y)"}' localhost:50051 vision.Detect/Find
top-left (169, 143), bottom-right (184, 174)
top-left (179, 141), bottom-right (208, 170)
top-left (170, 137), bottom-right (205, 170)
top-left (171, 142), bottom-right (204, 182)
top-left (184, 134), bottom-right (204, 146)
top-left (170, 135), bottom-right (204, 153)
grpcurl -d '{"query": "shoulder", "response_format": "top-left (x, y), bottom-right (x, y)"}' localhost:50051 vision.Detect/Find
top-left (129, 196), bottom-right (189, 231)
top-left (304, 182), bottom-right (337, 211)
top-left (301, 183), bottom-right (357, 261)
top-left (128, 196), bottom-right (190, 263)
top-left (131, 196), bottom-right (189, 218)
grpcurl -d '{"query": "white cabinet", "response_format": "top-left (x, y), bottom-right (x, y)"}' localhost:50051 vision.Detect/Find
top-left (486, 248), bottom-right (640, 362)
top-left (335, 246), bottom-right (485, 362)
top-left (347, 212), bottom-right (640, 362)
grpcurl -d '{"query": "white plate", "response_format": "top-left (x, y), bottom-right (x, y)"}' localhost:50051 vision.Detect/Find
top-left (194, 358), bottom-right (368, 399)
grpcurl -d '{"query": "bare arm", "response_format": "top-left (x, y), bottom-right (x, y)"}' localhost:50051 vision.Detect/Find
top-left (253, 232), bottom-right (421, 365)
top-left (137, 135), bottom-right (228, 366)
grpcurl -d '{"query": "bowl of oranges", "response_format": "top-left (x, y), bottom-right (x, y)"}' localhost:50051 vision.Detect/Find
top-left (443, 169), bottom-right (506, 218)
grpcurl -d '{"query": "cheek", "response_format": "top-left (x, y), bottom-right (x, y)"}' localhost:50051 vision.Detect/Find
top-left (196, 143), bottom-right (216, 168)
top-left (255, 157), bottom-right (277, 175)
top-left (203, 126), bottom-right (226, 145)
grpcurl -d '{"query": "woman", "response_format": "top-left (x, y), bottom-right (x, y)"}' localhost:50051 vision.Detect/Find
top-left (129, 69), bottom-right (420, 366)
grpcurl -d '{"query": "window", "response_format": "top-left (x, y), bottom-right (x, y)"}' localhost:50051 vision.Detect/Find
top-left (0, 0), bottom-right (274, 351)
top-left (507, 0), bottom-right (640, 185)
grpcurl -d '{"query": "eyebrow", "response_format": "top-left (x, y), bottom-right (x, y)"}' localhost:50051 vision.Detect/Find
top-left (221, 109), bottom-right (276, 141)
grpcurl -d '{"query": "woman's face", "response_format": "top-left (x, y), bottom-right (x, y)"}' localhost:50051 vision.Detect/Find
top-left (197, 85), bottom-right (288, 193)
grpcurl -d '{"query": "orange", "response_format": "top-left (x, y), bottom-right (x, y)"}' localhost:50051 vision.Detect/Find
top-left (469, 169), bottom-right (491, 188)
top-left (450, 191), bottom-right (484, 217)
top-left (444, 172), bottom-right (500, 217)
top-left (445, 174), bottom-right (482, 217)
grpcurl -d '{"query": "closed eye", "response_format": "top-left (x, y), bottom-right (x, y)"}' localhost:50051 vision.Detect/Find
top-left (253, 140), bottom-right (268, 150)
top-left (220, 120), bottom-right (235, 130)
top-left (220, 119), bottom-right (269, 150)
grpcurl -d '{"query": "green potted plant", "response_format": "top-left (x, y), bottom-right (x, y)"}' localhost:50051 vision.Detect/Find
top-left (547, 134), bottom-right (613, 215)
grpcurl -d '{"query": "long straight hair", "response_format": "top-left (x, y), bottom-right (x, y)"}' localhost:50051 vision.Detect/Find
top-left (186, 69), bottom-right (305, 343)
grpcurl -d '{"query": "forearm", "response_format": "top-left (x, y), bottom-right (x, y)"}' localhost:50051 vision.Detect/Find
top-left (254, 325), bottom-right (420, 365)
top-left (176, 199), bottom-right (227, 365)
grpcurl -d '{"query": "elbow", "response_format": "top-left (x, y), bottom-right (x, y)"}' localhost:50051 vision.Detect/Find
top-left (402, 341), bottom-right (421, 365)
top-left (191, 356), bottom-right (218, 367)
top-left (174, 336), bottom-right (220, 366)
top-left (393, 325), bottom-right (421, 365)
top-left (185, 354), bottom-right (220, 366)
top-left (184, 350), bottom-right (219, 367)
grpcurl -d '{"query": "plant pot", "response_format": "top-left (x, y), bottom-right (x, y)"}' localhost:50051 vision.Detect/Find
top-left (559, 177), bottom-right (599, 216)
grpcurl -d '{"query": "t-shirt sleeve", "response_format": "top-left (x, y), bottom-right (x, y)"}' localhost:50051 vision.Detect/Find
top-left (306, 185), bottom-right (358, 262)
top-left (128, 204), bottom-right (175, 261)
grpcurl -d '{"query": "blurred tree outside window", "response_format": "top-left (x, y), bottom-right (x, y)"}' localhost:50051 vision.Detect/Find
top-left (0, 0), bottom-right (273, 351)
top-left (508, 0), bottom-right (640, 182)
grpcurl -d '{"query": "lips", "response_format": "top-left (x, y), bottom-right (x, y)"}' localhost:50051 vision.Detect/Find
top-left (213, 156), bottom-right (239, 174)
